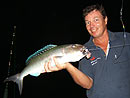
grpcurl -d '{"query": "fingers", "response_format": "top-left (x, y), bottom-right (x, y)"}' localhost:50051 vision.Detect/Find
top-left (44, 57), bottom-right (68, 73)
top-left (53, 57), bottom-right (66, 69)
top-left (53, 57), bottom-right (59, 66)
top-left (44, 61), bottom-right (51, 73)
top-left (44, 59), bottom-right (59, 73)
top-left (53, 57), bottom-right (63, 69)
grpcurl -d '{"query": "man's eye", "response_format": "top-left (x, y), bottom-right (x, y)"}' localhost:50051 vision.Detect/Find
top-left (86, 21), bottom-right (90, 25)
top-left (95, 18), bottom-right (99, 22)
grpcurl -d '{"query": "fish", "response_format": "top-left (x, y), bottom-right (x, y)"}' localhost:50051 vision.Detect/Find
top-left (4, 44), bottom-right (90, 95)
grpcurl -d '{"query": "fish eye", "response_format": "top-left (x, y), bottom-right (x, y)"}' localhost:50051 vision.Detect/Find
top-left (72, 44), bottom-right (76, 48)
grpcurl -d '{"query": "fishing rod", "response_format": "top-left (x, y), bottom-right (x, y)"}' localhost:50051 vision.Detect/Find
top-left (113, 0), bottom-right (126, 62)
top-left (3, 26), bottom-right (16, 98)
top-left (120, 0), bottom-right (125, 34)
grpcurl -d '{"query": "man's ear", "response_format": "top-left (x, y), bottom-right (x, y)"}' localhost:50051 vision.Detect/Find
top-left (105, 16), bottom-right (108, 25)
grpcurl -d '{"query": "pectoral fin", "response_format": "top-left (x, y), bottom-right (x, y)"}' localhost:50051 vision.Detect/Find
top-left (30, 73), bottom-right (40, 77)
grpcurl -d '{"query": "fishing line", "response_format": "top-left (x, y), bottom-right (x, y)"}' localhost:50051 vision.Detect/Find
top-left (88, 44), bottom-right (130, 51)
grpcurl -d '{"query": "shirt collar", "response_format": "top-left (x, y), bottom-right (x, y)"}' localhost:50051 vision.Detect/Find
top-left (85, 30), bottom-right (116, 49)
top-left (108, 30), bottom-right (116, 42)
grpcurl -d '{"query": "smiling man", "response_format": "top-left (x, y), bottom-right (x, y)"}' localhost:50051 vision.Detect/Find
top-left (44, 4), bottom-right (130, 98)
top-left (79, 4), bottom-right (130, 98)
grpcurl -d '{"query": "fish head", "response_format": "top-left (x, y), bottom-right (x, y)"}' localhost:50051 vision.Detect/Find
top-left (63, 44), bottom-right (90, 62)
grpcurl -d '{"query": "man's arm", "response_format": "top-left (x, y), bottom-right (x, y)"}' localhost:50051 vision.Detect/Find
top-left (44, 58), bottom-right (93, 89)
top-left (65, 62), bottom-right (93, 89)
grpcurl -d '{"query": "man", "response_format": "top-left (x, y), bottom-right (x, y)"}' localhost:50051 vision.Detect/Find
top-left (44, 4), bottom-right (130, 98)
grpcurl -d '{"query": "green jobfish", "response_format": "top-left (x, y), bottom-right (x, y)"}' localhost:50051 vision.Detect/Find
top-left (4, 44), bottom-right (89, 95)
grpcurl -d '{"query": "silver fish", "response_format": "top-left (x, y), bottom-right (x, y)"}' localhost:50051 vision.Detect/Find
top-left (4, 44), bottom-right (89, 95)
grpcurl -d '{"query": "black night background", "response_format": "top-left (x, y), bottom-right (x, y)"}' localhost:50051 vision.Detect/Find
top-left (0, 0), bottom-right (130, 98)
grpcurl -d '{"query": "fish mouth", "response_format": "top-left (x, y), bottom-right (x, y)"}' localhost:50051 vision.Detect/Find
top-left (81, 46), bottom-right (91, 59)
top-left (80, 46), bottom-right (89, 56)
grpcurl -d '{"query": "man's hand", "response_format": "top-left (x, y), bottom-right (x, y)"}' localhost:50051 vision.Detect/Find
top-left (44, 57), bottom-right (69, 73)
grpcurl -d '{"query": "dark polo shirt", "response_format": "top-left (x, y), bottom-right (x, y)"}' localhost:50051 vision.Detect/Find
top-left (79, 30), bottom-right (130, 98)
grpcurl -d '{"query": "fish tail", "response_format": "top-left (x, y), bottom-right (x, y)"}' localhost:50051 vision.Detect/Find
top-left (4, 73), bottom-right (23, 95)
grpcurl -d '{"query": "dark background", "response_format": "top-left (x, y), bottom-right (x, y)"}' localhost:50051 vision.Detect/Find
top-left (0, 0), bottom-right (130, 98)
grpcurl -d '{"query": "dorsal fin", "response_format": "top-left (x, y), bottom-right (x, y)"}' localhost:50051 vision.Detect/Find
top-left (25, 44), bottom-right (57, 64)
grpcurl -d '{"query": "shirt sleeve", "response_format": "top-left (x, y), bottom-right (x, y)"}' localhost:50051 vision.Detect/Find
top-left (78, 58), bottom-right (94, 79)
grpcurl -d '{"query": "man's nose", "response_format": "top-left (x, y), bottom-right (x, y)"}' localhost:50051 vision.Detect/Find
top-left (90, 22), bottom-right (95, 28)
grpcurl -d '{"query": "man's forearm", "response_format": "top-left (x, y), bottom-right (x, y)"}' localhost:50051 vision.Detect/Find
top-left (65, 63), bottom-right (93, 89)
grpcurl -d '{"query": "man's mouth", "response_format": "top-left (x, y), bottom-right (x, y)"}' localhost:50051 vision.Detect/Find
top-left (91, 28), bottom-right (97, 32)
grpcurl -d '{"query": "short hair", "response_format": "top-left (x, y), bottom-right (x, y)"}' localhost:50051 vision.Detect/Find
top-left (83, 4), bottom-right (107, 19)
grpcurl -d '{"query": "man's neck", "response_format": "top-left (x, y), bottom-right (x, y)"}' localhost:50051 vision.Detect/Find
top-left (93, 30), bottom-right (109, 45)
top-left (93, 31), bottom-right (109, 54)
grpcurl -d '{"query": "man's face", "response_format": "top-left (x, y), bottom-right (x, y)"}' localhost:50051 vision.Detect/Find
top-left (84, 10), bottom-right (108, 38)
